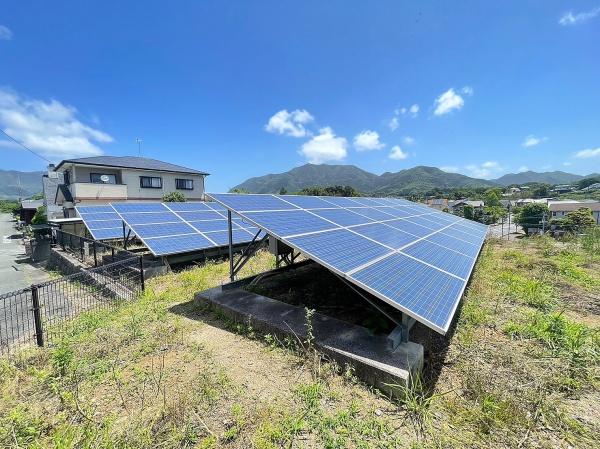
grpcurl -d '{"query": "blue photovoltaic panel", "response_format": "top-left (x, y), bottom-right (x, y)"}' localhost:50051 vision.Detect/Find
top-left (288, 229), bottom-right (391, 273)
top-left (402, 240), bottom-right (473, 279)
top-left (311, 208), bottom-right (374, 227)
top-left (243, 210), bottom-right (338, 237)
top-left (123, 212), bottom-right (180, 225)
top-left (204, 229), bottom-right (256, 245)
top-left (352, 223), bottom-right (418, 249)
top-left (424, 232), bottom-right (481, 258)
top-left (165, 202), bottom-right (213, 212)
top-left (318, 196), bottom-right (361, 207)
top-left (110, 201), bottom-right (257, 256)
top-left (385, 219), bottom-right (434, 237)
top-left (350, 253), bottom-right (465, 331)
top-left (279, 195), bottom-right (334, 209)
top-left (347, 207), bottom-right (396, 221)
top-left (144, 234), bottom-right (216, 256)
top-left (207, 193), bottom-right (487, 334)
top-left (133, 222), bottom-right (196, 239)
top-left (209, 193), bottom-right (298, 212)
top-left (113, 203), bottom-right (168, 213)
top-left (76, 205), bottom-right (125, 240)
top-left (177, 211), bottom-right (225, 221)
top-left (189, 219), bottom-right (238, 233)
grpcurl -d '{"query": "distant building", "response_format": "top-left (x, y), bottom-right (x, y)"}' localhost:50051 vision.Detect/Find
top-left (426, 198), bottom-right (449, 210)
top-left (582, 182), bottom-right (600, 191)
top-left (513, 198), bottom-right (550, 207)
top-left (450, 200), bottom-right (484, 214)
top-left (551, 185), bottom-right (575, 194)
top-left (50, 156), bottom-right (209, 217)
top-left (19, 199), bottom-right (44, 224)
top-left (548, 201), bottom-right (600, 225)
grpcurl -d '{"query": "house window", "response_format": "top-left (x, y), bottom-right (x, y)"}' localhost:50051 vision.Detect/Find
top-left (175, 179), bottom-right (194, 190)
top-left (140, 176), bottom-right (162, 188)
top-left (552, 211), bottom-right (556, 216)
top-left (90, 173), bottom-right (117, 184)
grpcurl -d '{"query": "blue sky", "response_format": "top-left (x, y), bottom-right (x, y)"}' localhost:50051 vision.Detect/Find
top-left (1, 1), bottom-right (599, 191)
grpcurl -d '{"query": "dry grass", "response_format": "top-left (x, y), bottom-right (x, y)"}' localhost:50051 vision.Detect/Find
top-left (0, 237), bottom-right (598, 448)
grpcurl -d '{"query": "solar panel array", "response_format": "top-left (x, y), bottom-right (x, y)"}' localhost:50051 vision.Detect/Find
top-left (208, 193), bottom-right (488, 334)
top-left (111, 202), bottom-right (262, 256)
top-left (75, 205), bottom-right (127, 240)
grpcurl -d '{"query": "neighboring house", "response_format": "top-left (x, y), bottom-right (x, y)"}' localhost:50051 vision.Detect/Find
top-left (548, 201), bottom-right (600, 225)
top-left (513, 198), bottom-right (550, 207)
top-left (426, 198), bottom-right (449, 210)
top-left (551, 185), bottom-right (575, 194)
top-left (449, 200), bottom-right (484, 215)
top-left (582, 182), bottom-right (600, 191)
top-left (42, 164), bottom-right (65, 220)
top-left (51, 156), bottom-right (209, 217)
top-left (19, 199), bottom-right (44, 224)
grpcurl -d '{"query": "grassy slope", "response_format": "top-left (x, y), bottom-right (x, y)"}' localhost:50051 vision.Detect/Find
top-left (1, 237), bottom-right (599, 448)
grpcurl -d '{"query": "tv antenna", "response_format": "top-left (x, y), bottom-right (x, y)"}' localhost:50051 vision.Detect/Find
top-left (136, 138), bottom-right (143, 156)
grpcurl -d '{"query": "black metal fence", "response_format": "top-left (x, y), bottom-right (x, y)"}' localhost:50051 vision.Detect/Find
top-left (0, 253), bottom-right (144, 356)
top-left (53, 229), bottom-right (137, 267)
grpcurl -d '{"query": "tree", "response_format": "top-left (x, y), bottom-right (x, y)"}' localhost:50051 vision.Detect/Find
top-left (515, 203), bottom-right (548, 234)
top-left (230, 188), bottom-right (249, 194)
top-left (578, 177), bottom-right (600, 190)
top-left (483, 188), bottom-right (502, 207)
top-left (297, 185), bottom-right (360, 197)
top-left (532, 184), bottom-right (550, 198)
top-left (564, 208), bottom-right (596, 233)
top-left (162, 191), bottom-right (186, 202)
top-left (463, 204), bottom-right (474, 220)
top-left (31, 206), bottom-right (47, 225)
top-left (279, 187), bottom-right (288, 195)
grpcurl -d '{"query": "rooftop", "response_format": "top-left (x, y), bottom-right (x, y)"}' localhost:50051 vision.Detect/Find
top-left (54, 156), bottom-right (209, 176)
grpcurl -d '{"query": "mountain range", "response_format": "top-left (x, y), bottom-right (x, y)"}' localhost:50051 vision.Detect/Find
top-left (0, 169), bottom-right (44, 199)
top-left (232, 164), bottom-right (599, 195)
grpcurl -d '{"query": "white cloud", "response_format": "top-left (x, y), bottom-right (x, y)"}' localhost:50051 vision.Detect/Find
top-left (563, 161), bottom-right (572, 166)
top-left (559, 7), bottom-right (600, 26)
top-left (434, 88), bottom-right (467, 116)
top-left (465, 161), bottom-right (502, 179)
top-left (403, 136), bottom-right (416, 146)
top-left (409, 104), bottom-right (419, 117)
top-left (461, 86), bottom-right (474, 96)
top-left (0, 88), bottom-right (112, 160)
top-left (265, 109), bottom-right (314, 138)
top-left (389, 145), bottom-right (408, 160)
top-left (441, 166), bottom-right (459, 173)
top-left (388, 116), bottom-right (399, 131)
top-left (518, 166), bottom-right (529, 172)
top-left (522, 135), bottom-right (547, 147)
top-left (299, 127), bottom-right (347, 164)
top-left (574, 147), bottom-right (600, 158)
top-left (354, 130), bottom-right (385, 151)
top-left (0, 25), bottom-right (12, 40)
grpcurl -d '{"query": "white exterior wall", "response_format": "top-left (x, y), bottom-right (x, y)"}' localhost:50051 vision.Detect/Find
top-left (551, 209), bottom-right (600, 224)
top-left (62, 163), bottom-right (205, 203)
top-left (120, 169), bottom-right (205, 201)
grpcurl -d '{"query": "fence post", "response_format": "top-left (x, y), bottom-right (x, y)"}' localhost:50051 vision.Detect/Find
top-left (93, 241), bottom-right (98, 267)
top-left (139, 256), bottom-right (145, 292)
top-left (31, 285), bottom-right (44, 347)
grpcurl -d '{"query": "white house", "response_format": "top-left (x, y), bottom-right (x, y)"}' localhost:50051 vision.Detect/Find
top-left (51, 156), bottom-right (209, 217)
top-left (548, 201), bottom-right (600, 225)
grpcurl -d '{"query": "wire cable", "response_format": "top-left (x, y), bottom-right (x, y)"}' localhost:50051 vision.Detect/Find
top-left (0, 129), bottom-right (52, 163)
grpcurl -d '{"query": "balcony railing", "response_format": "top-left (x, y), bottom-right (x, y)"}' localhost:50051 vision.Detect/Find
top-left (70, 182), bottom-right (128, 201)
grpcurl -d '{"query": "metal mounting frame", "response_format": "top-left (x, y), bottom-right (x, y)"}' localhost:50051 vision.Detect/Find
top-left (228, 210), bottom-right (269, 282)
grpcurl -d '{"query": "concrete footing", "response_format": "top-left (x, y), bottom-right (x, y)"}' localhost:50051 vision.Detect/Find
top-left (195, 285), bottom-right (424, 397)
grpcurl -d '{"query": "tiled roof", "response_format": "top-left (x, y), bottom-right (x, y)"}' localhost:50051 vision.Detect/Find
top-left (55, 156), bottom-right (208, 175)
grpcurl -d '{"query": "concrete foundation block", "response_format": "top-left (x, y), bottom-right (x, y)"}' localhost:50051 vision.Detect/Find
top-left (195, 285), bottom-right (424, 397)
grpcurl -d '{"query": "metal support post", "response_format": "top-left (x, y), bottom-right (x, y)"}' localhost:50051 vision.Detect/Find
top-left (139, 256), bottom-right (145, 291)
top-left (92, 241), bottom-right (97, 267)
top-left (31, 285), bottom-right (44, 347)
top-left (227, 210), bottom-right (234, 282)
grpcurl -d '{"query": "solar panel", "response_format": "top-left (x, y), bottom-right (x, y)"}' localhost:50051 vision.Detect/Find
top-left (109, 201), bottom-right (258, 256)
top-left (76, 205), bottom-right (125, 240)
top-left (207, 193), bottom-right (487, 334)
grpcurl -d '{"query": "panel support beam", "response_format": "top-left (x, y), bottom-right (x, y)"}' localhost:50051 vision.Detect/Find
top-left (387, 314), bottom-right (416, 350)
top-left (228, 226), bottom-right (268, 282)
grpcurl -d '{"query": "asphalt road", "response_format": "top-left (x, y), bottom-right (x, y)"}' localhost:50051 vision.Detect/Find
top-left (0, 213), bottom-right (50, 294)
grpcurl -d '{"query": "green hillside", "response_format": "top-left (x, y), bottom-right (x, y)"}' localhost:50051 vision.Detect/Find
top-left (0, 169), bottom-right (44, 199)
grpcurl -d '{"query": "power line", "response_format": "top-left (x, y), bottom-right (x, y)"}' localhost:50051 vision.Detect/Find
top-left (0, 129), bottom-right (52, 163)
